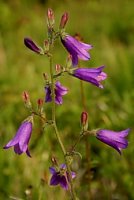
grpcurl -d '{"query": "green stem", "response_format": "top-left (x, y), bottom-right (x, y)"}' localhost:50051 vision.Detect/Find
top-left (72, 133), bottom-right (83, 150)
top-left (49, 54), bottom-right (77, 200)
top-left (79, 64), bottom-right (91, 200)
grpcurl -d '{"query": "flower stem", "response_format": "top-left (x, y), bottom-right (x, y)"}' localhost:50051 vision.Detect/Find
top-left (79, 64), bottom-right (91, 199)
top-left (49, 54), bottom-right (77, 200)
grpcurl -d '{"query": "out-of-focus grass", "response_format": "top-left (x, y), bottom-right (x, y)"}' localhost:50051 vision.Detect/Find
top-left (0, 0), bottom-right (134, 199)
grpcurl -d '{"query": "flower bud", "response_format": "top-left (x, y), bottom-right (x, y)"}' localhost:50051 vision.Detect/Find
top-left (22, 91), bottom-right (32, 109)
top-left (55, 64), bottom-right (61, 73)
top-left (22, 91), bottom-right (29, 102)
top-left (24, 38), bottom-right (43, 54)
top-left (43, 73), bottom-right (49, 81)
top-left (47, 8), bottom-right (55, 28)
top-left (37, 98), bottom-right (44, 113)
top-left (44, 40), bottom-right (49, 52)
top-left (51, 156), bottom-right (58, 166)
top-left (81, 111), bottom-right (88, 132)
top-left (37, 98), bottom-right (44, 106)
top-left (60, 12), bottom-right (69, 29)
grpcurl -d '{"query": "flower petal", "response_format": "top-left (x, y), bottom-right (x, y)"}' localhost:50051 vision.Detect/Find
top-left (45, 86), bottom-right (52, 102)
top-left (26, 148), bottom-right (31, 157)
top-left (55, 81), bottom-right (68, 95)
top-left (118, 128), bottom-right (130, 137)
top-left (14, 144), bottom-right (23, 155)
top-left (60, 176), bottom-right (68, 190)
top-left (49, 167), bottom-right (56, 174)
top-left (19, 122), bottom-right (32, 153)
top-left (50, 173), bottom-right (60, 186)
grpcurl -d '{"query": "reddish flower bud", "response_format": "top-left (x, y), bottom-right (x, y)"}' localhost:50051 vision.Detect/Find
top-left (22, 91), bottom-right (29, 103)
top-left (44, 40), bottom-right (49, 52)
top-left (55, 64), bottom-right (61, 73)
top-left (37, 98), bottom-right (44, 107)
top-left (37, 98), bottom-right (44, 113)
top-left (47, 8), bottom-right (54, 27)
top-left (60, 12), bottom-right (69, 29)
top-left (22, 91), bottom-right (32, 109)
top-left (81, 111), bottom-right (88, 131)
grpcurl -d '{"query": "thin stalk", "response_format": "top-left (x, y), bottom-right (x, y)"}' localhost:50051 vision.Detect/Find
top-left (79, 71), bottom-right (92, 200)
top-left (49, 54), bottom-right (77, 200)
top-left (72, 133), bottom-right (83, 150)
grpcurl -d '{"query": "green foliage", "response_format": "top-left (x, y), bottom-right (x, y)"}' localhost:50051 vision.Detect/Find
top-left (0, 0), bottom-right (134, 199)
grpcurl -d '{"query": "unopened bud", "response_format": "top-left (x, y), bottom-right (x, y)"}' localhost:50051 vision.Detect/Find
top-left (22, 91), bottom-right (32, 109)
top-left (81, 111), bottom-right (88, 132)
top-left (22, 91), bottom-right (29, 102)
top-left (51, 156), bottom-right (58, 166)
top-left (60, 12), bottom-right (69, 29)
top-left (47, 8), bottom-right (54, 27)
top-left (37, 98), bottom-right (43, 106)
top-left (55, 64), bottom-right (61, 73)
top-left (43, 73), bottom-right (48, 81)
top-left (37, 98), bottom-right (44, 114)
top-left (44, 40), bottom-right (49, 52)
top-left (24, 38), bottom-right (44, 54)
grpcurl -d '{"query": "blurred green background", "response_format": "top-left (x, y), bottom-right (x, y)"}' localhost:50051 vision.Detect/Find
top-left (0, 0), bottom-right (134, 199)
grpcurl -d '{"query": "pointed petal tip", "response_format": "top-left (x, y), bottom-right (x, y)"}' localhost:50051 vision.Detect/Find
top-left (3, 145), bottom-right (8, 149)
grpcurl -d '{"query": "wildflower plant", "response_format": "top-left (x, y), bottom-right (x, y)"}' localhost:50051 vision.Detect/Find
top-left (3, 8), bottom-right (130, 200)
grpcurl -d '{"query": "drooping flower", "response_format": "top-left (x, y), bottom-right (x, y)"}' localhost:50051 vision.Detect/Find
top-left (49, 164), bottom-right (76, 190)
top-left (45, 81), bottom-right (68, 105)
top-left (96, 128), bottom-right (130, 154)
top-left (24, 38), bottom-right (43, 54)
top-left (3, 119), bottom-right (33, 157)
top-left (61, 35), bottom-right (92, 66)
top-left (71, 66), bottom-right (107, 88)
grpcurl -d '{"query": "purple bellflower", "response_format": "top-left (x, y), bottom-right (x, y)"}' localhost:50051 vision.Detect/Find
top-left (49, 164), bottom-right (76, 190)
top-left (96, 128), bottom-right (130, 154)
top-left (71, 66), bottom-right (107, 88)
top-left (45, 81), bottom-right (68, 105)
top-left (3, 120), bottom-right (33, 157)
top-left (24, 38), bottom-right (43, 54)
top-left (61, 35), bottom-right (92, 66)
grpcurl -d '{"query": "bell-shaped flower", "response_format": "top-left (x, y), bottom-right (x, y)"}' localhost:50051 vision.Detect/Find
top-left (96, 128), bottom-right (130, 154)
top-left (61, 35), bottom-right (92, 66)
top-left (45, 81), bottom-right (68, 105)
top-left (71, 66), bottom-right (107, 88)
top-left (49, 164), bottom-right (76, 190)
top-left (3, 119), bottom-right (33, 157)
top-left (24, 38), bottom-right (43, 54)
